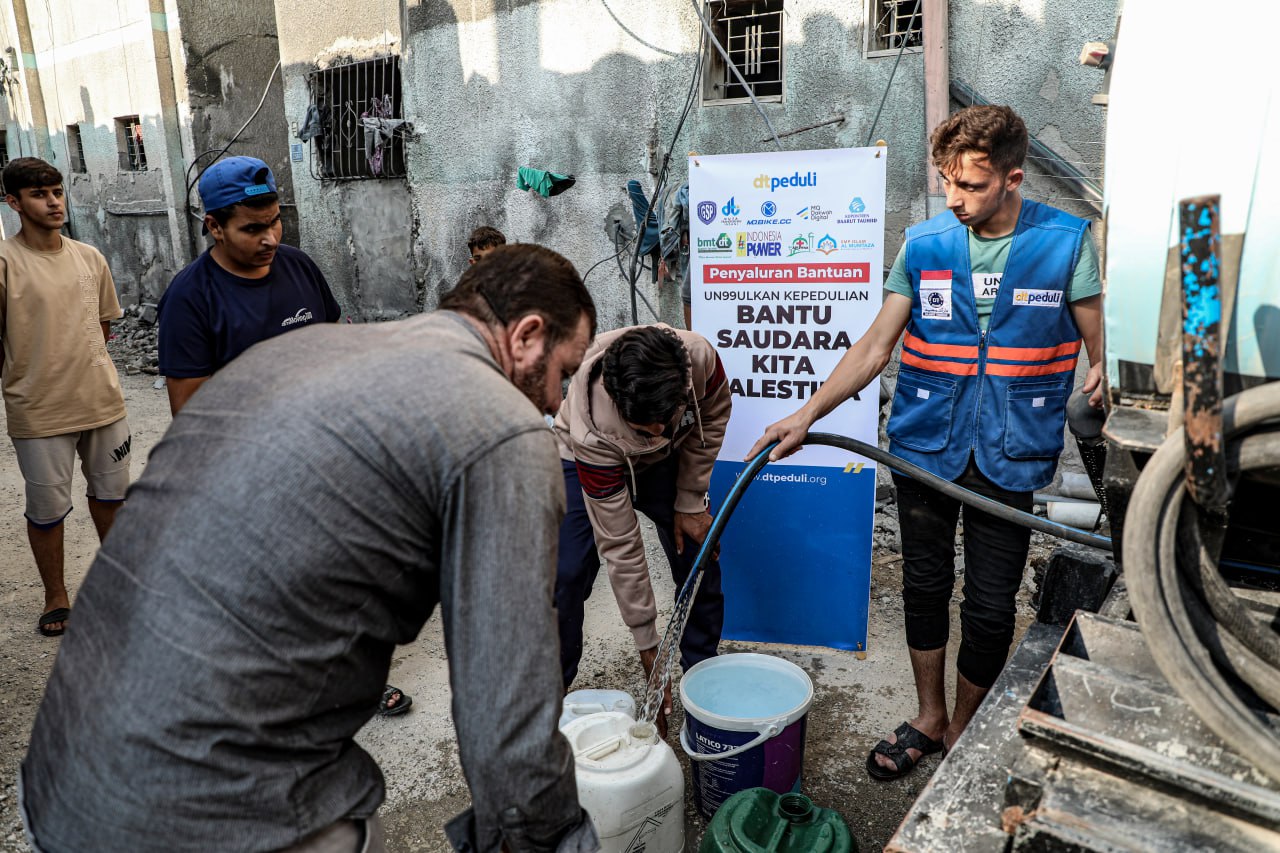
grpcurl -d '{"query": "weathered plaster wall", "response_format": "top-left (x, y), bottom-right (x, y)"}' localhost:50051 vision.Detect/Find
top-left (170, 0), bottom-right (297, 251)
top-left (950, 0), bottom-right (1116, 224)
top-left (13, 0), bottom-right (184, 304)
top-left (273, 0), bottom-right (411, 318)
top-left (399, 0), bottom-right (932, 331)
top-left (272, 0), bottom-right (1115, 327)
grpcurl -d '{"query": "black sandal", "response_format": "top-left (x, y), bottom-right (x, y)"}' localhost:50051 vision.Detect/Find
top-left (866, 721), bottom-right (943, 781)
top-left (377, 684), bottom-right (413, 717)
top-left (37, 607), bottom-right (70, 638)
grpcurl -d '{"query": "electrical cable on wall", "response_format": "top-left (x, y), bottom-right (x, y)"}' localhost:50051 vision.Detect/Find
top-left (687, 0), bottom-right (783, 151)
top-left (183, 60), bottom-right (283, 225)
top-left (620, 4), bottom-right (706, 324)
top-left (864, 0), bottom-right (921, 147)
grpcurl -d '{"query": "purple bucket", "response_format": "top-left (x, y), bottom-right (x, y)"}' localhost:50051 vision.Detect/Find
top-left (678, 653), bottom-right (814, 820)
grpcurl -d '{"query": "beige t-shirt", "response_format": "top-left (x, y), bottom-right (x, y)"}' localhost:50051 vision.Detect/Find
top-left (0, 235), bottom-right (126, 438)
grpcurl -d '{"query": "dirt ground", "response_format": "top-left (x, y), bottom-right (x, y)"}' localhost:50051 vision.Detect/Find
top-left (0, 360), bottom-right (1054, 852)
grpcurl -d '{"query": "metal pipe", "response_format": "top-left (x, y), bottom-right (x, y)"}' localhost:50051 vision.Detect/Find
top-left (758, 114), bottom-right (844, 144)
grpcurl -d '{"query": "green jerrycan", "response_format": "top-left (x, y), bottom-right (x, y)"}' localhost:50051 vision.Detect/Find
top-left (700, 788), bottom-right (855, 853)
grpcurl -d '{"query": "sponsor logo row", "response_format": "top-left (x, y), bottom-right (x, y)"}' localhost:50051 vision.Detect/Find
top-left (698, 196), bottom-right (879, 227)
top-left (696, 231), bottom-right (876, 258)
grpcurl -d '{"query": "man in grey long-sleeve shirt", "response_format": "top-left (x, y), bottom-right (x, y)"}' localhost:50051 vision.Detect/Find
top-left (20, 245), bottom-right (600, 853)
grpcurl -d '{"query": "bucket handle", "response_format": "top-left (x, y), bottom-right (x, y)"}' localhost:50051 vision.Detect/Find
top-left (679, 720), bottom-right (782, 762)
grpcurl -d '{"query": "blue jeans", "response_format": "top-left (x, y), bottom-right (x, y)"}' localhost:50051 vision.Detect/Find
top-left (556, 456), bottom-right (723, 688)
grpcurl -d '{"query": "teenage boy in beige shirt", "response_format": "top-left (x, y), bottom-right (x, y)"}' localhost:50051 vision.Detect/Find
top-left (0, 157), bottom-right (130, 637)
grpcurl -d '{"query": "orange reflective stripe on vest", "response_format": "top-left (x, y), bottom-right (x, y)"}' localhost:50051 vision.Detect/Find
top-left (986, 340), bottom-right (1081, 361)
top-left (902, 331), bottom-right (978, 360)
top-left (900, 350), bottom-right (978, 375)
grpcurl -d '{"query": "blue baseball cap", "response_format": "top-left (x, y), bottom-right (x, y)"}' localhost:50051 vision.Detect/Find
top-left (198, 156), bottom-right (277, 213)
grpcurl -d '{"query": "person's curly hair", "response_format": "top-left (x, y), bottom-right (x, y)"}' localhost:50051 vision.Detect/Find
top-left (601, 327), bottom-right (690, 426)
top-left (930, 105), bottom-right (1028, 177)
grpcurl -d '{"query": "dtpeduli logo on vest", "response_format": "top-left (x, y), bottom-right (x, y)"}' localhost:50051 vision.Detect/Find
top-left (1012, 289), bottom-right (1063, 307)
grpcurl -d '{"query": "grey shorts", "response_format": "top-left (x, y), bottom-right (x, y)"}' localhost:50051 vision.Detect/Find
top-left (12, 417), bottom-right (132, 527)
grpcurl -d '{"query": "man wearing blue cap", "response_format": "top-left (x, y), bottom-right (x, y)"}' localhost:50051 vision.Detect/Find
top-left (158, 157), bottom-right (409, 718)
top-left (158, 156), bottom-right (340, 414)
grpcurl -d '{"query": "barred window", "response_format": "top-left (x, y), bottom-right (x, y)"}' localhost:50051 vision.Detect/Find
top-left (116, 116), bottom-right (146, 171)
top-left (703, 0), bottom-right (784, 106)
top-left (0, 130), bottom-right (9, 169)
top-left (67, 125), bottom-right (87, 173)
top-left (866, 0), bottom-right (923, 57)
top-left (306, 56), bottom-right (408, 181)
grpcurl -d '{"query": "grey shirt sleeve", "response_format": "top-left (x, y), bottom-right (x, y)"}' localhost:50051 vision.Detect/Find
top-left (439, 427), bottom-right (598, 853)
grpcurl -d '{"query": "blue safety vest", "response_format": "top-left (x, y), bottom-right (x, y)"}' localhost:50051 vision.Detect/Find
top-left (886, 200), bottom-right (1088, 492)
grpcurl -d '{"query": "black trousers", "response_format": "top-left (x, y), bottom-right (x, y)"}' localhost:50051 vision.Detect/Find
top-left (555, 455), bottom-right (723, 688)
top-left (893, 457), bottom-right (1034, 689)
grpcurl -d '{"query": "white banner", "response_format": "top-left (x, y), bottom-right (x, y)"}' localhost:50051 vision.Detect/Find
top-left (688, 146), bottom-right (887, 652)
top-left (690, 147), bottom-right (886, 466)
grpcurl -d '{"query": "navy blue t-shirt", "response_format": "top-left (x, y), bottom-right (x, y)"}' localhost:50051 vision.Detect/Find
top-left (158, 244), bottom-right (341, 378)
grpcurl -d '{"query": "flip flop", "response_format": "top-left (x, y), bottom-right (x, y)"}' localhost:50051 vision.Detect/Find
top-left (866, 721), bottom-right (943, 781)
top-left (378, 684), bottom-right (413, 717)
top-left (37, 607), bottom-right (70, 638)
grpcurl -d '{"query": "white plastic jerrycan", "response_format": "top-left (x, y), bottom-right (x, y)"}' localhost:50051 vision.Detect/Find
top-left (562, 711), bottom-right (685, 853)
top-left (559, 689), bottom-right (637, 730)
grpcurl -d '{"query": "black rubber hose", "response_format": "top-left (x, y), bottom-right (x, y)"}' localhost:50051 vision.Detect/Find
top-left (1124, 383), bottom-right (1280, 784)
top-left (804, 432), bottom-right (1113, 551)
top-left (669, 432), bottom-right (1114, 619)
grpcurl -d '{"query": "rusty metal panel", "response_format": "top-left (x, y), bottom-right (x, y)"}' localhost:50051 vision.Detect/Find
top-left (1179, 195), bottom-right (1230, 514)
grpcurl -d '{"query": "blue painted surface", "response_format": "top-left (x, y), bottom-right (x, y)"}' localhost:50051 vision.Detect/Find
top-left (710, 461), bottom-right (874, 651)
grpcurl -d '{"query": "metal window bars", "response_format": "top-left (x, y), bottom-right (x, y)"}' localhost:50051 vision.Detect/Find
top-left (707, 0), bottom-right (784, 102)
top-left (307, 55), bottom-right (407, 181)
top-left (872, 0), bottom-right (922, 52)
top-left (0, 130), bottom-right (8, 168)
top-left (117, 116), bottom-right (146, 171)
top-left (67, 124), bottom-right (86, 173)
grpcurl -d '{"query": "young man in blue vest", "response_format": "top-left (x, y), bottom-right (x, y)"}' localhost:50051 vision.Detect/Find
top-left (749, 105), bottom-right (1103, 781)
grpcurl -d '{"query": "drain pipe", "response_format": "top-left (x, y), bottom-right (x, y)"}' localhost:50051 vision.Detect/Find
top-left (923, 0), bottom-right (950, 217)
top-left (949, 80), bottom-right (1103, 212)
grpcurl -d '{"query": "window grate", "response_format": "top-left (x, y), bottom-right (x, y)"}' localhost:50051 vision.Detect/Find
top-left (0, 130), bottom-right (9, 169)
top-left (868, 0), bottom-right (923, 54)
top-left (704, 0), bottom-right (784, 104)
top-left (306, 55), bottom-right (407, 181)
top-left (116, 116), bottom-right (146, 171)
top-left (67, 124), bottom-right (86, 173)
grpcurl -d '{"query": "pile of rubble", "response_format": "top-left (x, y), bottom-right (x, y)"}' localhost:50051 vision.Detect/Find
top-left (108, 302), bottom-right (160, 376)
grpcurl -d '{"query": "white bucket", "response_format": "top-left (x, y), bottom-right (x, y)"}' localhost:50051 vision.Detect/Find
top-left (559, 689), bottom-right (636, 730)
top-left (563, 711), bottom-right (685, 853)
top-left (678, 653), bottom-right (814, 820)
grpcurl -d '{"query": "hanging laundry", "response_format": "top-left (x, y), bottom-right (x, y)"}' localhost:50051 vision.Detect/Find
top-left (516, 166), bottom-right (576, 197)
top-left (297, 104), bottom-right (323, 142)
top-left (360, 94), bottom-right (411, 176)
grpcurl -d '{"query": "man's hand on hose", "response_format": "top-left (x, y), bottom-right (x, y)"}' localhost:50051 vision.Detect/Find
top-left (747, 408), bottom-right (815, 462)
top-left (639, 646), bottom-right (674, 739)
top-left (674, 510), bottom-right (718, 559)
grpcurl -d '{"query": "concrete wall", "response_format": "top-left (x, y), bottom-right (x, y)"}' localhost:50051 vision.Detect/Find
top-left (272, 0), bottom-right (411, 319)
top-left (169, 0), bottom-right (298, 250)
top-left (950, 0), bottom-right (1115, 225)
top-left (273, 0), bottom-right (1115, 328)
top-left (0, 0), bottom-right (190, 304)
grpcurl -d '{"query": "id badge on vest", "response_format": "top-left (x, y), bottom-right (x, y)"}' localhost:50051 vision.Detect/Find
top-left (920, 270), bottom-right (952, 320)
top-left (973, 272), bottom-right (1002, 300)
